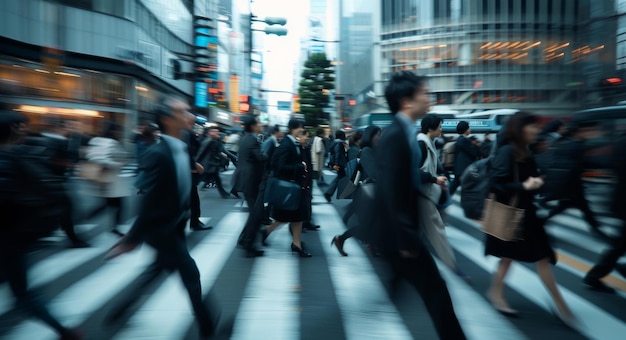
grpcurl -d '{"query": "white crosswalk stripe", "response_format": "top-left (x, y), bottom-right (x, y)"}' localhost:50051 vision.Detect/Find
top-left (1, 188), bottom-right (624, 339)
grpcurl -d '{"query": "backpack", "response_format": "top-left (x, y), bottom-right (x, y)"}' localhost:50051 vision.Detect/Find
top-left (441, 141), bottom-right (456, 169)
top-left (460, 157), bottom-right (492, 220)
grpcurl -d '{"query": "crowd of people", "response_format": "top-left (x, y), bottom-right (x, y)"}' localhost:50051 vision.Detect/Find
top-left (1, 70), bottom-right (625, 339)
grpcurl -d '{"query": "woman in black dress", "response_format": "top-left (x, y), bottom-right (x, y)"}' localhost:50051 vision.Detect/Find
top-left (485, 111), bottom-right (575, 326)
top-left (262, 119), bottom-right (311, 257)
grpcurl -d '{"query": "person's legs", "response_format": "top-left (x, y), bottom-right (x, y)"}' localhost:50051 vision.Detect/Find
top-left (537, 258), bottom-right (573, 318)
top-left (487, 258), bottom-right (515, 313)
top-left (585, 224), bottom-right (626, 288)
top-left (212, 173), bottom-right (229, 197)
top-left (388, 249), bottom-right (466, 340)
top-left (1, 246), bottom-right (71, 336)
top-left (190, 186), bottom-right (201, 226)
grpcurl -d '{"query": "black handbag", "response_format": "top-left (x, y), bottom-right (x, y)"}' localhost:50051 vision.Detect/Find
top-left (264, 176), bottom-right (302, 210)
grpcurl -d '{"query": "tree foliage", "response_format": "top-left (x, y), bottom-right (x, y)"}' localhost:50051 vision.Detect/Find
top-left (297, 53), bottom-right (335, 126)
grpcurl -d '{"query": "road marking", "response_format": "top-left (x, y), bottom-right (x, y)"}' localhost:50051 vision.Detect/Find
top-left (116, 213), bottom-right (244, 339)
top-left (0, 224), bottom-right (114, 315)
top-left (231, 218), bottom-right (300, 340)
top-left (445, 226), bottom-right (626, 340)
top-left (312, 187), bottom-right (414, 340)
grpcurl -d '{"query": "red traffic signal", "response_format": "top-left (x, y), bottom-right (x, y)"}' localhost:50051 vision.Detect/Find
top-left (602, 77), bottom-right (622, 86)
top-left (348, 99), bottom-right (356, 105)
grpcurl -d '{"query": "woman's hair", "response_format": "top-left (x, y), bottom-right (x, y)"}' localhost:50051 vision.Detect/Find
top-left (421, 114), bottom-right (443, 134)
top-left (349, 130), bottom-right (363, 147)
top-left (360, 125), bottom-right (382, 149)
top-left (502, 111), bottom-right (539, 162)
top-left (287, 119), bottom-right (304, 133)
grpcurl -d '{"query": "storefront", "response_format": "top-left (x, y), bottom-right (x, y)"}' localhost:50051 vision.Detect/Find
top-left (0, 56), bottom-right (175, 142)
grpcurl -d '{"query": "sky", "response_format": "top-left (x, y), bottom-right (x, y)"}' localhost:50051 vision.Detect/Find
top-left (251, 0), bottom-right (310, 121)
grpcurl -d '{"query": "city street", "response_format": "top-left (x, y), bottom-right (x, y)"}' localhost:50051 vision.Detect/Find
top-left (0, 168), bottom-right (624, 340)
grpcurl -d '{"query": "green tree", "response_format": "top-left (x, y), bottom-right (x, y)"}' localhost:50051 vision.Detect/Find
top-left (297, 53), bottom-right (335, 127)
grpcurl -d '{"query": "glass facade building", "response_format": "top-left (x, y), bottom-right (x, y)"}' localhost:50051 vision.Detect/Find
top-left (379, 0), bottom-right (617, 115)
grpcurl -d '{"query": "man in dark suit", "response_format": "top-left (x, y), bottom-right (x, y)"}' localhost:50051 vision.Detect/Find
top-left (106, 97), bottom-right (219, 338)
top-left (236, 116), bottom-right (267, 257)
top-left (184, 113), bottom-right (211, 231)
top-left (373, 71), bottom-right (465, 339)
top-left (38, 118), bottom-right (89, 248)
top-left (449, 120), bottom-right (480, 196)
top-left (584, 134), bottom-right (626, 293)
top-left (323, 130), bottom-right (348, 203)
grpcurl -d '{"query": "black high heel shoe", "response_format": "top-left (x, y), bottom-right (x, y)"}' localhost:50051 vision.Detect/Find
top-left (291, 243), bottom-right (312, 257)
top-left (330, 236), bottom-right (348, 256)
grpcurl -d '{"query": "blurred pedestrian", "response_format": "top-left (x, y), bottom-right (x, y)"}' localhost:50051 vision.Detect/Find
top-left (83, 122), bottom-right (132, 237)
top-left (449, 121), bottom-right (481, 196)
top-left (105, 97), bottom-right (220, 338)
top-left (311, 128), bottom-right (326, 186)
top-left (0, 112), bottom-right (83, 340)
top-left (261, 119), bottom-right (312, 257)
top-left (373, 72), bottom-right (466, 340)
top-left (197, 127), bottom-right (231, 198)
top-left (485, 111), bottom-right (576, 328)
top-left (299, 130), bottom-right (320, 231)
top-left (236, 116), bottom-right (267, 257)
top-left (184, 113), bottom-right (211, 231)
top-left (583, 133), bottom-right (626, 293)
top-left (416, 114), bottom-right (465, 278)
top-left (34, 117), bottom-right (89, 247)
top-left (331, 125), bottom-right (381, 256)
top-left (323, 130), bottom-right (348, 203)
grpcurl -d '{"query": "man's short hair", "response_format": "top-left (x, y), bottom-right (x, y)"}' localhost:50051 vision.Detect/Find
top-left (384, 71), bottom-right (428, 114)
top-left (456, 120), bottom-right (470, 134)
top-left (335, 130), bottom-right (346, 140)
top-left (420, 114), bottom-right (443, 134)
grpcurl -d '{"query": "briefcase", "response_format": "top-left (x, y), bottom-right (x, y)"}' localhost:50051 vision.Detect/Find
top-left (264, 177), bottom-right (302, 210)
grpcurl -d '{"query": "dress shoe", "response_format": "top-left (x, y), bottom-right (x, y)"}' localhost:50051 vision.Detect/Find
top-left (191, 222), bottom-right (213, 231)
top-left (583, 277), bottom-right (616, 294)
top-left (245, 248), bottom-right (264, 257)
top-left (324, 193), bottom-right (332, 203)
top-left (262, 218), bottom-right (273, 225)
top-left (60, 328), bottom-right (84, 340)
top-left (487, 293), bottom-right (519, 317)
top-left (304, 223), bottom-right (321, 230)
top-left (331, 235), bottom-right (348, 256)
top-left (291, 243), bottom-right (312, 257)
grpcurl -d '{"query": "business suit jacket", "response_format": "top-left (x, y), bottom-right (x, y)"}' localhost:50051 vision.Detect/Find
top-left (271, 136), bottom-right (306, 186)
top-left (613, 136), bottom-right (626, 220)
top-left (127, 137), bottom-right (188, 244)
top-left (374, 116), bottom-right (421, 253)
top-left (454, 135), bottom-right (480, 176)
top-left (238, 133), bottom-right (268, 198)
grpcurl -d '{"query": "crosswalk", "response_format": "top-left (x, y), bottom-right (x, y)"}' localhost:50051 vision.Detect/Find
top-left (0, 184), bottom-right (624, 339)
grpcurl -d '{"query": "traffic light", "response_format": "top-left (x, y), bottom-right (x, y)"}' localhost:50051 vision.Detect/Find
top-left (240, 95), bottom-right (251, 114)
top-left (193, 15), bottom-right (217, 82)
top-left (264, 17), bottom-right (287, 25)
